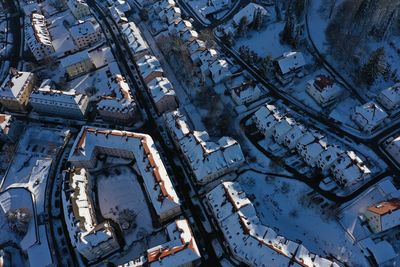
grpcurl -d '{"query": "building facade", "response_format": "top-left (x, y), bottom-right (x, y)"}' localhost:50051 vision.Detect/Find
top-left (70, 20), bottom-right (103, 49)
top-left (30, 87), bottom-right (89, 119)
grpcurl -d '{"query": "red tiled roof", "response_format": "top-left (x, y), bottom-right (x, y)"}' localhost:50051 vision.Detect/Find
top-left (367, 198), bottom-right (400, 216)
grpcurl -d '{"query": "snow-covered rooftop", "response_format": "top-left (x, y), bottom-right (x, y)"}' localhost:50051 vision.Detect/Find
top-left (30, 13), bottom-right (52, 46)
top-left (69, 20), bottom-right (100, 40)
top-left (147, 219), bottom-right (201, 266)
top-left (378, 83), bottom-right (400, 109)
top-left (232, 3), bottom-right (268, 26)
top-left (30, 86), bottom-right (88, 107)
top-left (60, 50), bottom-right (91, 68)
top-left (68, 127), bottom-right (181, 218)
top-left (353, 102), bottom-right (388, 129)
top-left (206, 182), bottom-right (338, 267)
top-left (97, 97), bottom-right (136, 113)
top-left (276, 52), bottom-right (306, 75)
top-left (0, 69), bottom-right (34, 99)
top-left (164, 110), bottom-right (245, 184)
top-left (147, 77), bottom-right (176, 103)
top-left (121, 22), bottom-right (149, 55)
top-left (136, 55), bottom-right (163, 80)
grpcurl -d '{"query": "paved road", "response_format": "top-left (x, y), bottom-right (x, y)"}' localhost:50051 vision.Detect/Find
top-left (4, 0), bottom-right (22, 68)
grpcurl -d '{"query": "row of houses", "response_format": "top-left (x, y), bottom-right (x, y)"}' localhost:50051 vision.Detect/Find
top-left (164, 109), bottom-right (245, 184)
top-left (206, 181), bottom-right (339, 267)
top-left (108, 6), bottom-right (179, 115)
top-left (253, 103), bottom-right (371, 187)
top-left (63, 127), bottom-right (183, 262)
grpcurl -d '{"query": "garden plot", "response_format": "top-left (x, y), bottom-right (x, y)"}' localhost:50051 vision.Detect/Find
top-left (96, 166), bottom-right (154, 246)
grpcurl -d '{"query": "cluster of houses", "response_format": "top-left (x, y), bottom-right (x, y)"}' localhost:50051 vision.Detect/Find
top-left (62, 127), bottom-right (202, 264)
top-left (0, 63), bottom-right (138, 123)
top-left (206, 181), bottom-right (339, 267)
top-left (164, 109), bottom-right (245, 184)
top-left (151, 0), bottom-right (274, 107)
top-left (0, 0), bottom-right (141, 124)
top-left (253, 102), bottom-right (371, 187)
top-left (151, 0), bottom-right (234, 85)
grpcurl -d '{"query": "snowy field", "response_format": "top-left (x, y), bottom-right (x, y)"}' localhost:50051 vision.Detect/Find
top-left (234, 19), bottom-right (290, 59)
top-left (328, 97), bottom-right (361, 129)
top-left (96, 166), bottom-right (154, 246)
top-left (236, 169), bottom-right (369, 266)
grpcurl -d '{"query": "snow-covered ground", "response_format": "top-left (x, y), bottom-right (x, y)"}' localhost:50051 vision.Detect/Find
top-left (1, 127), bottom-right (66, 189)
top-left (234, 17), bottom-right (290, 59)
top-left (0, 188), bottom-right (35, 246)
top-left (96, 166), bottom-right (154, 246)
top-left (328, 97), bottom-right (361, 129)
top-left (236, 169), bottom-right (369, 266)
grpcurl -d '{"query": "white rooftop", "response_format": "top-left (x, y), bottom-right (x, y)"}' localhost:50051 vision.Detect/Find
top-left (0, 69), bottom-right (33, 99)
top-left (164, 110), bottom-right (245, 183)
top-left (136, 55), bottom-right (163, 80)
top-left (277, 52), bottom-right (306, 75)
top-left (147, 219), bottom-right (201, 266)
top-left (147, 77), bottom-right (176, 103)
top-left (354, 101), bottom-right (388, 127)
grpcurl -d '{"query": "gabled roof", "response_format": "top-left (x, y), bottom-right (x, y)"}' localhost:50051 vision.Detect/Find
top-left (355, 101), bottom-right (388, 125)
top-left (136, 55), bottom-right (163, 79)
top-left (69, 127), bottom-right (181, 217)
top-left (276, 52), bottom-right (306, 75)
top-left (147, 77), bottom-right (176, 103)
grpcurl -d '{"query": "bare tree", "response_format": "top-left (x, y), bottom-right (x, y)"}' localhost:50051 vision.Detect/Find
top-left (6, 208), bottom-right (31, 235)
